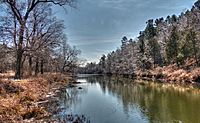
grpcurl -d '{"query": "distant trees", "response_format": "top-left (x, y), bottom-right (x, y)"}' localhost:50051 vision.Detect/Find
top-left (0, 0), bottom-right (79, 78)
top-left (78, 62), bottom-right (100, 74)
top-left (99, 55), bottom-right (106, 73)
top-left (78, 37), bottom-right (138, 75)
top-left (0, 44), bottom-right (14, 73)
top-left (78, 0), bottom-right (200, 75)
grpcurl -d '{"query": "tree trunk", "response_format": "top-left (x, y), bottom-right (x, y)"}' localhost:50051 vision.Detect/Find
top-left (14, 24), bottom-right (25, 79)
top-left (21, 55), bottom-right (26, 77)
top-left (40, 59), bottom-right (44, 74)
top-left (29, 56), bottom-right (32, 76)
top-left (14, 49), bottom-right (23, 79)
top-left (35, 57), bottom-right (39, 76)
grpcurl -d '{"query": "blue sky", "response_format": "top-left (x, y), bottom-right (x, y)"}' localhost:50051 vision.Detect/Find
top-left (53, 0), bottom-right (196, 63)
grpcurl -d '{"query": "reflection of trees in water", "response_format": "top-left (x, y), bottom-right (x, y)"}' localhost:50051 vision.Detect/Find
top-left (64, 87), bottom-right (88, 108)
top-left (58, 75), bottom-right (200, 123)
top-left (80, 76), bottom-right (109, 94)
top-left (57, 87), bottom-right (89, 122)
top-left (57, 87), bottom-right (88, 113)
top-left (96, 76), bottom-right (200, 123)
top-left (84, 75), bottom-right (103, 83)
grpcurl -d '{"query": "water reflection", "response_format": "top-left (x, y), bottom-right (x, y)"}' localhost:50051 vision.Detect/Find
top-left (61, 75), bottom-right (200, 123)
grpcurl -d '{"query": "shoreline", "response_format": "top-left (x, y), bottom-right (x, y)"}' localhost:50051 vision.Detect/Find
top-left (134, 79), bottom-right (200, 94)
top-left (77, 72), bottom-right (200, 93)
top-left (1, 69), bottom-right (200, 122)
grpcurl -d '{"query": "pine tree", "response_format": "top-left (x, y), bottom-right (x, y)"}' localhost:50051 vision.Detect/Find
top-left (166, 26), bottom-right (179, 65)
top-left (185, 29), bottom-right (199, 66)
top-left (145, 19), bottom-right (163, 66)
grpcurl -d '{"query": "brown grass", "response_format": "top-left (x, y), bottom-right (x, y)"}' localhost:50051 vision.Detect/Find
top-left (150, 64), bottom-right (200, 84)
top-left (0, 71), bottom-right (70, 122)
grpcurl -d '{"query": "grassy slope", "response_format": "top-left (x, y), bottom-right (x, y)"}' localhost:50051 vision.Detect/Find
top-left (0, 71), bottom-right (71, 122)
top-left (136, 60), bottom-right (200, 86)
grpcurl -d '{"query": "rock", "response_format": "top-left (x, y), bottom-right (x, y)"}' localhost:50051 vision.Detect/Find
top-left (78, 87), bottom-right (82, 89)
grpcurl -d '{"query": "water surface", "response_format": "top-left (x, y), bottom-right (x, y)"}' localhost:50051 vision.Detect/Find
top-left (59, 75), bottom-right (200, 123)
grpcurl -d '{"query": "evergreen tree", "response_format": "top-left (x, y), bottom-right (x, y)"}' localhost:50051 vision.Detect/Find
top-left (185, 29), bottom-right (199, 66)
top-left (166, 26), bottom-right (179, 65)
top-left (99, 54), bottom-right (106, 73)
top-left (145, 19), bottom-right (163, 66)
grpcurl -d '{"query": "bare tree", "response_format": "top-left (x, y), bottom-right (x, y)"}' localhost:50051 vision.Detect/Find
top-left (56, 36), bottom-right (81, 73)
top-left (24, 3), bottom-right (65, 75)
top-left (1, 0), bottom-right (75, 79)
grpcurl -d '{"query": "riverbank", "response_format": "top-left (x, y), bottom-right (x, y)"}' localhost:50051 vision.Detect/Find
top-left (0, 71), bottom-right (71, 122)
top-left (97, 62), bottom-right (200, 91)
top-left (135, 63), bottom-right (200, 89)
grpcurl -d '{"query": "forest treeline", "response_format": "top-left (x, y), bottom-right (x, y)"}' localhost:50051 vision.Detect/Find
top-left (78, 1), bottom-right (200, 80)
top-left (0, 0), bottom-right (80, 79)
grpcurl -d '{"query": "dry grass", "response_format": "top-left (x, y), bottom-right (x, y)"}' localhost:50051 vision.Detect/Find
top-left (150, 64), bottom-right (200, 84)
top-left (136, 59), bottom-right (200, 85)
top-left (0, 70), bottom-right (15, 79)
top-left (0, 71), bottom-right (70, 122)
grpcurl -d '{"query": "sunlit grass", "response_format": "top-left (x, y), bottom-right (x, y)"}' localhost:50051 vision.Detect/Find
top-left (0, 72), bottom-right (70, 122)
